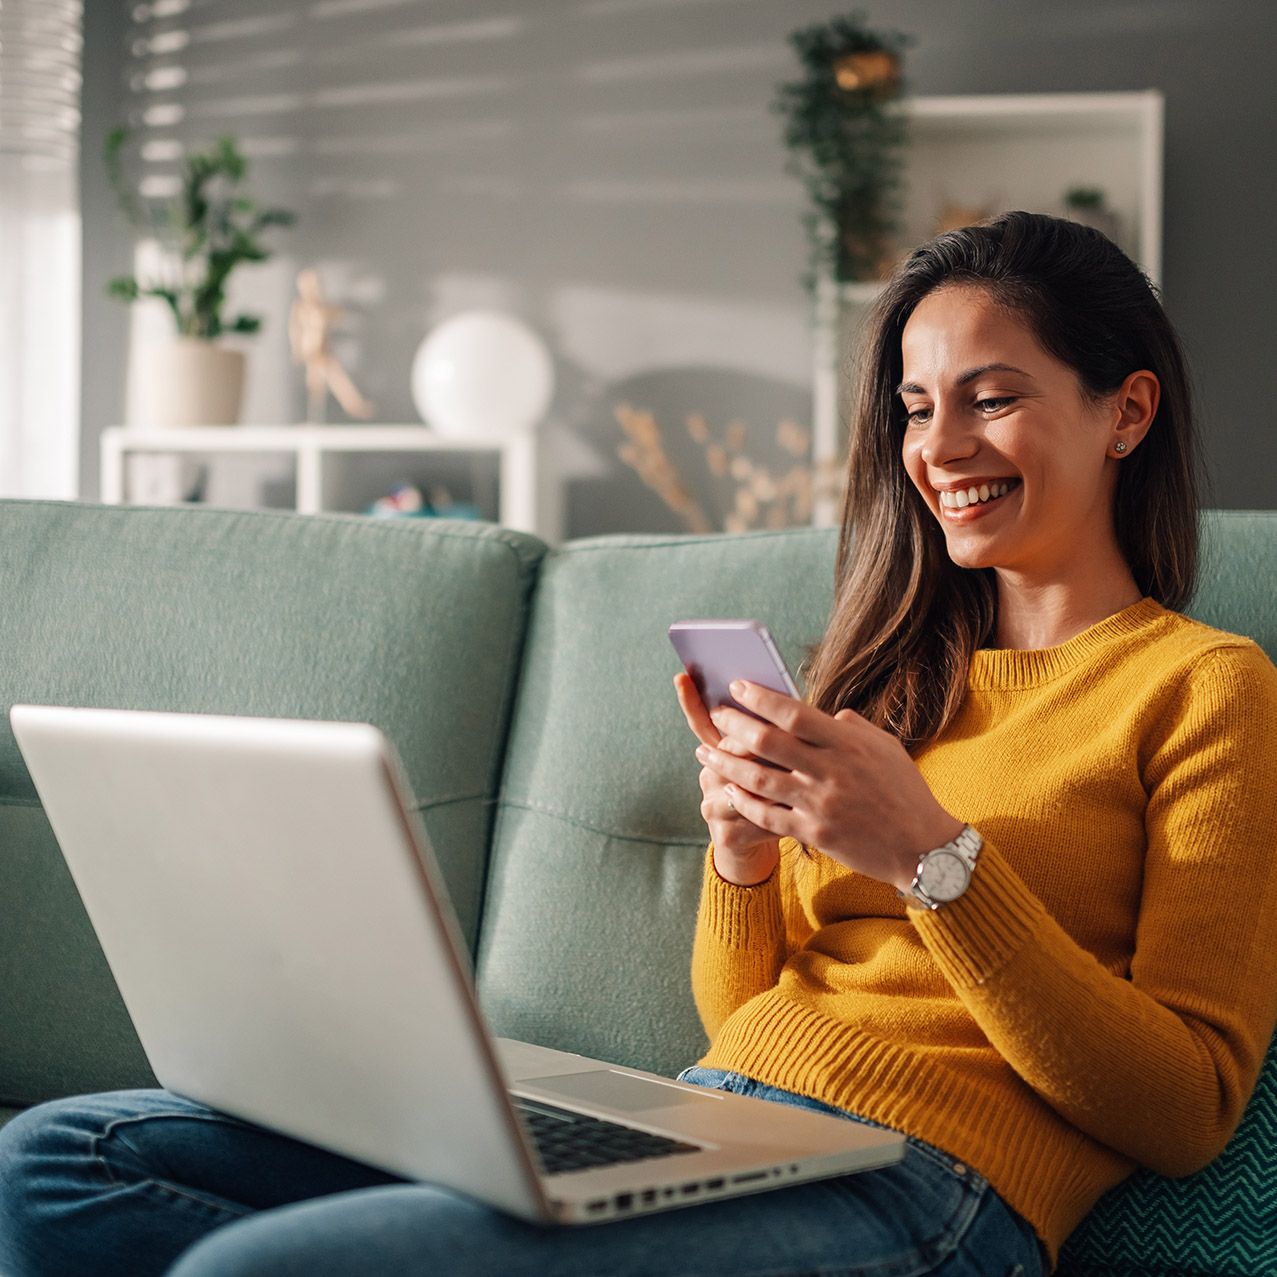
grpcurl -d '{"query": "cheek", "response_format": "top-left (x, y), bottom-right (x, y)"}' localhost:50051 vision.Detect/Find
top-left (900, 436), bottom-right (929, 495)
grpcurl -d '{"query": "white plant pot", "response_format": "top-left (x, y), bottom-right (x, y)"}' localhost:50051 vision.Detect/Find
top-left (133, 337), bottom-right (246, 429)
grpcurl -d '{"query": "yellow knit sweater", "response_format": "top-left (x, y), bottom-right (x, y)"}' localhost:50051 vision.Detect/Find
top-left (691, 599), bottom-right (1277, 1269)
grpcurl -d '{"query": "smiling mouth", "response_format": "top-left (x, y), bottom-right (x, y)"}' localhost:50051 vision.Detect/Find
top-left (937, 479), bottom-right (1020, 511)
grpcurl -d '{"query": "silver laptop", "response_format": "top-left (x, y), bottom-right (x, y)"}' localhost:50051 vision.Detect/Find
top-left (9, 704), bottom-right (904, 1224)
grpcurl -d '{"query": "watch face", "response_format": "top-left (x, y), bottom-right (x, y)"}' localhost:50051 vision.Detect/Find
top-left (920, 850), bottom-right (970, 902)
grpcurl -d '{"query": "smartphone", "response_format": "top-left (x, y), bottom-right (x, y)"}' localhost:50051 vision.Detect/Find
top-left (668, 620), bottom-right (800, 717)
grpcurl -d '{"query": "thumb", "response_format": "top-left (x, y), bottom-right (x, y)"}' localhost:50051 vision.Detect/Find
top-left (834, 709), bottom-right (858, 722)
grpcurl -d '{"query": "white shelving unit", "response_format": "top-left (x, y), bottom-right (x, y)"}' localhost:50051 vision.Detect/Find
top-left (100, 424), bottom-right (561, 543)
top-left (812, 90), bottom-right (1164, 526)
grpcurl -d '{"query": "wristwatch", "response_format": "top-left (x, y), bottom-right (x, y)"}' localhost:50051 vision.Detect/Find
top-left (899, 825), bottom-right (983, 911)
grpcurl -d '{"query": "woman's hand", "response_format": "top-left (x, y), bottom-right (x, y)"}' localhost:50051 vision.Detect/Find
top-left (692, 679), bottom-right (964, 891)
top-left (673, 673), bottom-right (782, 886)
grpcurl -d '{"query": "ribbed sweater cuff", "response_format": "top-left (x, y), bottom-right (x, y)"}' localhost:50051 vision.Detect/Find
top-left (700, 846), bottom-right (785, 950)
top-left (909, 840), bottom-right (1046, 987)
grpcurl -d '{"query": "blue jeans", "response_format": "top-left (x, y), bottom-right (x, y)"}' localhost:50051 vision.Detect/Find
top-left (0, 1068), bottom-right (1046, 1276)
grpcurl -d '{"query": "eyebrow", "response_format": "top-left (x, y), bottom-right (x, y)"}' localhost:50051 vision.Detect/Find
top-left (896, 363), bottom-right (1035, 396)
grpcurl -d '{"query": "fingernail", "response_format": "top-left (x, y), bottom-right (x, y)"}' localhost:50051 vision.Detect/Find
top-left (729, 680), bottom-right (745, 696)
top-left (695, 745), bottom-right (708, 761)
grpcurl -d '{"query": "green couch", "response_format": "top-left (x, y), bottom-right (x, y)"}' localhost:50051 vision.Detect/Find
top-left (1, 499), bottom-right (1274, 1275)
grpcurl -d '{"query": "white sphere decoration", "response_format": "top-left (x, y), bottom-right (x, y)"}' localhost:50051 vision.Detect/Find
top-left (411, 310), bottom-right (555, 439)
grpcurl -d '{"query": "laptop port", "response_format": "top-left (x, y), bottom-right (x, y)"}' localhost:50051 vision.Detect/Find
top-left (586, 1200), bottom-right (607, 1215)
top-left (614, 1193), bottom-right (633, 1211)
top-left (706, 1178), bottom-right (725, 1191)
top-left (640, 1189), bottom-right (657, 1205)
top-left (680, 1183), bottom-right (700, 1196)
top-left (732, 1171), bottom-right (767, 1184)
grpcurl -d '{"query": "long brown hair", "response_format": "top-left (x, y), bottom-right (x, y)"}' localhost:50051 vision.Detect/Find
top-left (802, 211), bottom-right (1203, 752)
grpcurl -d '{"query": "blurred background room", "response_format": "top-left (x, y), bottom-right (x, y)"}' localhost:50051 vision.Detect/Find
top-left (3, 0), bottom-right (1274, 541)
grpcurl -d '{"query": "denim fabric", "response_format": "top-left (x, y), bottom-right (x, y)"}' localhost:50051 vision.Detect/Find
top-left (0, 1077), bottom-right (1046, 1277)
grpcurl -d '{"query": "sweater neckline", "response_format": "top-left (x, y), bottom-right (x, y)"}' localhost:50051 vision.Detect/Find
top-left (969, 597), bottom-right (1166, 689)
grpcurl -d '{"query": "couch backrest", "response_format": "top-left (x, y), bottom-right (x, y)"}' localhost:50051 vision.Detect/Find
top-left (475, 526), bottom-right (837, 1077)
top-left (0, 500), bottom-right (545, 1108)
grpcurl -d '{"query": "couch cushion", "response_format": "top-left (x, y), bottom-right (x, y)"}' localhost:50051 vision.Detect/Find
top-left (0, 499), bottom-right (545, 1108)
top-left (476, 527), bottom-right (837, 1078)
top-left (1060, 1036), bottom-right (1277, 1277)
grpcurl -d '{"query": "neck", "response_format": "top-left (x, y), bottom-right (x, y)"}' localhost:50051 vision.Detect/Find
top-left (993, 565), bottom-right (1144, 651)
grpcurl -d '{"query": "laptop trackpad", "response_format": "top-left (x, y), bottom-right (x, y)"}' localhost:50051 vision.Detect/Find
top-left (522, 1069), bottom-right (711, 1113)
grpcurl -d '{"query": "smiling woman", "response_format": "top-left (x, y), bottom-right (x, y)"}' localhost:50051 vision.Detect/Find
top-left (669, 210), bottom-right (1277, 1273)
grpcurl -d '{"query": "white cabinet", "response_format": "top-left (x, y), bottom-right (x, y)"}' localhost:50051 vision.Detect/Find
top-left (100, 425), bottom-right (561, 543)
top-left (812, 90), bottom-right (1164, 525)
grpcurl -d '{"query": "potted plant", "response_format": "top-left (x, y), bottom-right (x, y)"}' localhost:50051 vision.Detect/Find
top-left (106, 130), bottom-right (295, 427)
top-left (773, 13), bottom-right (913, 289)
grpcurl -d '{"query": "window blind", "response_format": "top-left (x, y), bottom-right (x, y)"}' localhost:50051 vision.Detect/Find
top-left (0, 0), bottom-right (82, 498)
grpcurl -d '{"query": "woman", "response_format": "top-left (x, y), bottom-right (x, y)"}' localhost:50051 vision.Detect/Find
top-left (2, 211), bottom-right (1274, 1276)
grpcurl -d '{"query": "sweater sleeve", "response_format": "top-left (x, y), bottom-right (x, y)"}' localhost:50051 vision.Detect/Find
top-left (910, 643), bottom-right (1277, 1177)
top-left (689, 839), bottom-right (797, 1040)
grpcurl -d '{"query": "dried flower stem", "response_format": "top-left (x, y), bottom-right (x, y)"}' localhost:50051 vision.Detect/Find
top-left (615, 403), bottom-right (848, 533)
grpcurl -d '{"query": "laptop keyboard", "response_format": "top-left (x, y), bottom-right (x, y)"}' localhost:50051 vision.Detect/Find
top-left (512, 1097), bottom-right (700, 1175)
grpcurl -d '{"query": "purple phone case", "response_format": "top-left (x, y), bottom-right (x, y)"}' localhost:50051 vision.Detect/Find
top-left (668, 620), bottom-right (800, 715)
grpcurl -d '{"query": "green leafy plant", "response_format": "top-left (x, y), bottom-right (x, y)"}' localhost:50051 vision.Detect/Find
top-left (105, 130), bottom-right (295, 338)
top-left (772, 13), bottom-right (913, 289)
top-left (1064, 186), bottom-right (1107, 210)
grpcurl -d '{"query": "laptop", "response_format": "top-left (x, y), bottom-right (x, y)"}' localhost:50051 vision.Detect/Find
top-left (9, 704), bottom-right (904, 1224)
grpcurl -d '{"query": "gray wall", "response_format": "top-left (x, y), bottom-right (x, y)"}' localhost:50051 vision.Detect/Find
top-left (80, 0), bottom-right (1277, 531)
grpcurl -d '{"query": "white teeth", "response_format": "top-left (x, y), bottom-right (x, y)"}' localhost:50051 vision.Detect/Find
top-left (938, 480), bottom-right (1015, 509)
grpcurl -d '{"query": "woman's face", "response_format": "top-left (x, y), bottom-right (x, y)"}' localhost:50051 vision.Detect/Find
top-left (898, 284), bottom-right (1136, 583)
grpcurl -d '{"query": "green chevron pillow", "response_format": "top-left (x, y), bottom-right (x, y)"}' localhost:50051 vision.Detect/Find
top-left (1059, 1032), bottom-right (1277, 1277)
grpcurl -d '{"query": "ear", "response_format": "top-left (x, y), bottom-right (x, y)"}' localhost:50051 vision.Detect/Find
top-left (1109, 370), bottom-right (1160, 459)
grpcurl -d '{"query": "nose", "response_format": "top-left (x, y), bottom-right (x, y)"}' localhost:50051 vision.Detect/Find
top-left (918, 400), bottom-right (979, 468)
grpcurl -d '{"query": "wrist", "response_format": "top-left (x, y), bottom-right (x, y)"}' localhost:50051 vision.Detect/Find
top-left (712, 840), bottom-right (781, 887)
top-left (891, 816), bottom-right (965, 893)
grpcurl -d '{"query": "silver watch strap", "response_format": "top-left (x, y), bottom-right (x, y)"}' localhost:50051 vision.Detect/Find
top-left (901, 824), bottom-right (983, 909)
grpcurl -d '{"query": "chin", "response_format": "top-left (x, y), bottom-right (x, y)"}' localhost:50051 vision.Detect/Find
top-left (939, 528), bottom-right (1005, 572)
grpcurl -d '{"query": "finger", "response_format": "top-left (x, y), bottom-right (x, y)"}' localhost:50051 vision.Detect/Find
top-left (696, 742), bottom-right (793, 804)
top-left (719, 784), bottom-right (794, 839)
top-left (674, 673), bottom-right (720, 748)
top-left (729, 680), bottom-right (859, 748)
top-left (708, 703), bottom-right (816, 772)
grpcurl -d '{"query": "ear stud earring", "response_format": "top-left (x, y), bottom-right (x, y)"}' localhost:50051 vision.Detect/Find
top-left (1114, 441), bottom-right (1128, 454)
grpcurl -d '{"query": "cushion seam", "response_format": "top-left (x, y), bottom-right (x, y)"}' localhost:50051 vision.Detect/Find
top-left (495, 796), bottom-right (707, 846)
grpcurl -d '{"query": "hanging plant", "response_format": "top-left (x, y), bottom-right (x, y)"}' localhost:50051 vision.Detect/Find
top-left (772, 13), bottom-right (913, 290)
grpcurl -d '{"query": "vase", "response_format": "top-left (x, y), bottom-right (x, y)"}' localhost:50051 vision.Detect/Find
top-left (133, 337), bottom-right (246, 428)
